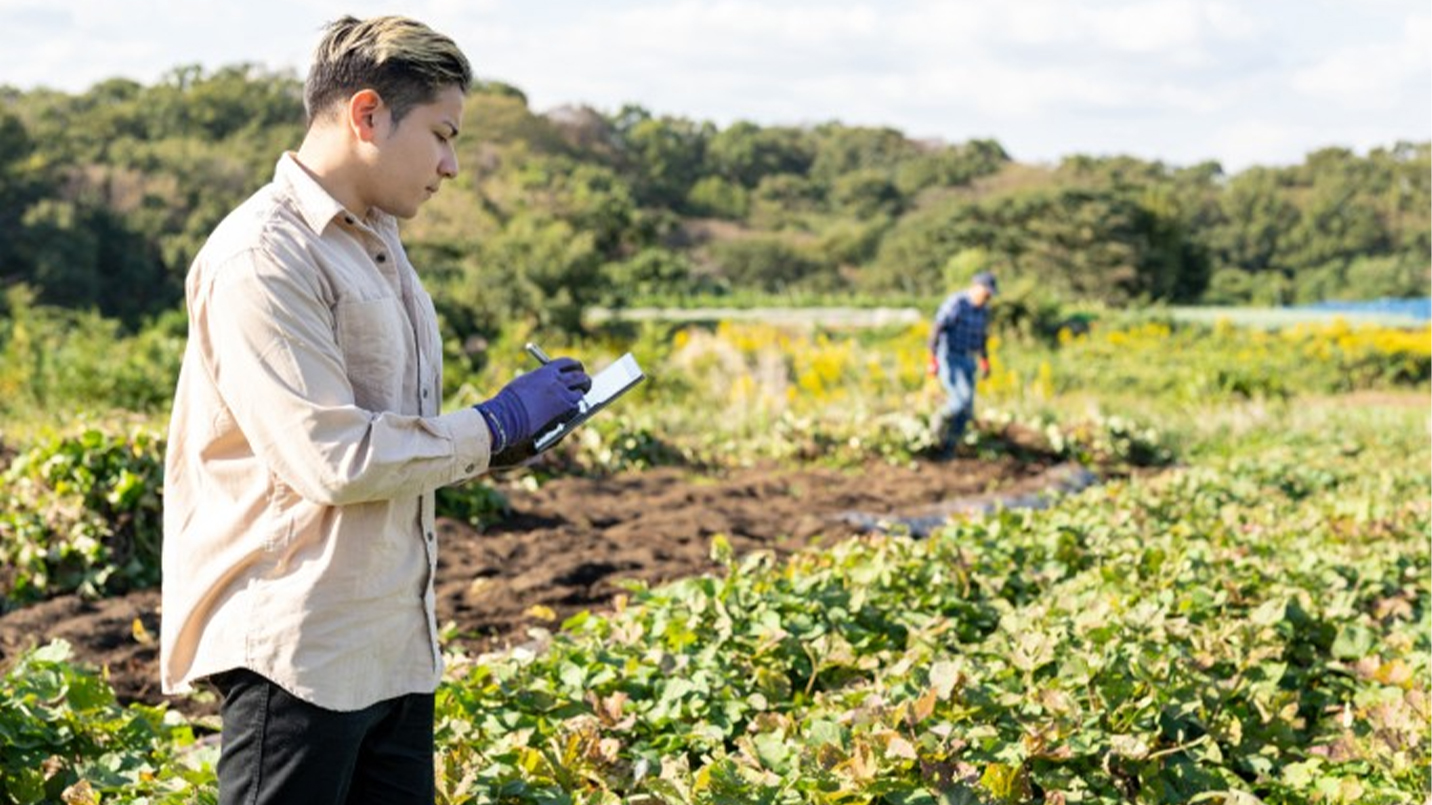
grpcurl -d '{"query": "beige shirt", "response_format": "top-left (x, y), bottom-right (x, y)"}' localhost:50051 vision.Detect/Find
top-left (161, 153), bottom-right (492, 711)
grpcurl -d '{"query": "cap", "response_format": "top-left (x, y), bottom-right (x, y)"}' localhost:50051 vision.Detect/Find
top-left (972, 271), bottom-right (998, 295)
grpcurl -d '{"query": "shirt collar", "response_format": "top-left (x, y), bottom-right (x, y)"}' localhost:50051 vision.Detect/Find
top-left (275, 152), bottom-right (394, 236)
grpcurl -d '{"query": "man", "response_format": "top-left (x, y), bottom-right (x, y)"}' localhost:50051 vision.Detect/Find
top-left (160, 16), bottom-right (590, 803)
top-left (927, 271), bottom-right (997, 456)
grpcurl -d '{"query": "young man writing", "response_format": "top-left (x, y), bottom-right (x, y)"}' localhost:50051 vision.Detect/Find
top-left (160, 16), bottom-right (588, 802)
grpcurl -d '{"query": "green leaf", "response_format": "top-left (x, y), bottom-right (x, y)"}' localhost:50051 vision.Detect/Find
top-left (1331, 624), bottom-right (1375, 660)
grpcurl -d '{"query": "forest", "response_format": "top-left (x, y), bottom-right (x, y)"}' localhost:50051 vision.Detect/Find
top-left (1, 63), bottom-right (1428, 343)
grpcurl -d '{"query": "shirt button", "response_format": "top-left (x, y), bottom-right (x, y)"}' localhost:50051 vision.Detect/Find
top-left (376, 253), bottom-right (388, 263)
top-left (426, 531), bottom-right (434, 542)
top-left (421, 388), bottom-right (429, 398)
top-left (344, 216), bottom-right (354, 225)
top-left (464, 463), bottom-right (476, 473)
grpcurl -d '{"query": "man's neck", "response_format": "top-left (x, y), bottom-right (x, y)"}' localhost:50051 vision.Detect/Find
top-left (294, 131), bottom-right (369, 219)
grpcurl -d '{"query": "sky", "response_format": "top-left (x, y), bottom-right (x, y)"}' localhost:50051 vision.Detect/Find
top-left (1, 0), bottom-right (1428, 172)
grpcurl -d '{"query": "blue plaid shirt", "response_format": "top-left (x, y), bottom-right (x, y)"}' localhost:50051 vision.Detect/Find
top-left (930, 291), bottom-right (989, 358)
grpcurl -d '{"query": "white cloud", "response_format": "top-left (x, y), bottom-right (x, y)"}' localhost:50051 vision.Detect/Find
top-left (1291, 11), bottom-right (1432, 110)
top-left (0, 0), bottom-right (1425, 170)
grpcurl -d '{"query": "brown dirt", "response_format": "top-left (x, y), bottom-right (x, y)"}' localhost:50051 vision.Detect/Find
top-left (0, 449), bottom-right (1068, 717)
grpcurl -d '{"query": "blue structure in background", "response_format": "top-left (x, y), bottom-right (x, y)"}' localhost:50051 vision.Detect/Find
top-left (1296, 297), bottom-right (1431, 321)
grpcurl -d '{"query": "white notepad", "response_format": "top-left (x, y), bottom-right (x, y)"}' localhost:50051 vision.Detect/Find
top-left (533, 353), bottom-right (646, 451)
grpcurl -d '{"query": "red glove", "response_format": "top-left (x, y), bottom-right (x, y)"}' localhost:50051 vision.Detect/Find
top-left (978, 356), bottom-right (991, 379)
top-left (926, 353), bottom-right (938, 378)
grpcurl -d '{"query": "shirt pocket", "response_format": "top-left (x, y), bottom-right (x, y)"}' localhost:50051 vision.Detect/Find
top-left (334, 296), bottom-right (409, 412)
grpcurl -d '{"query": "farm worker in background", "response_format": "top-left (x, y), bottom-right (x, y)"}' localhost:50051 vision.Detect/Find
top-left (160, 16), bottom-right (591, 804)
top-left (927, 271), bottom-right (997, 457)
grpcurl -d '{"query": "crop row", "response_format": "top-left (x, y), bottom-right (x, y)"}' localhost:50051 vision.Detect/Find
top-left (2, 403), bottom-right (1425, 804)
top-left (0, 404), bottom-right (1170, 611)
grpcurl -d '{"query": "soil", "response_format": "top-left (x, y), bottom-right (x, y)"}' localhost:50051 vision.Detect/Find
top-left (0, 443), bottom-right (1070, 718)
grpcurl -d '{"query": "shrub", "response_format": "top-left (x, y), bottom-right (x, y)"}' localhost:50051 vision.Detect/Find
top-left (0, 428), bottom-right (164, 608)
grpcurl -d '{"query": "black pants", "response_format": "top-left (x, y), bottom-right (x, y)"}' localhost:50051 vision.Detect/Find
top-left (213, 669), bottom-right (435, 805)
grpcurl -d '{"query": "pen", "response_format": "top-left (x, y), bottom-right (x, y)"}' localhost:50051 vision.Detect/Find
top-left (524, 342), bottom-right (552, 366)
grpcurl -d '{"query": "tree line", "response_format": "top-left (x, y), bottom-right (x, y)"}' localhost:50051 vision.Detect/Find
top-left (1, 65), bottom-right (1427, 339)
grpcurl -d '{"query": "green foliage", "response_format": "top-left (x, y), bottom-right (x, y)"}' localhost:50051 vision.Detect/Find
top-left (0, 287), bottom-right (185, 419)
top-left (0, 312), bottom-right (1425, 803)
top-left (807, 124), bottom-right (920, 188)
top-left (705, 122), bottom-right (814, 189)
top-left (608, 106), bottom-right (713, 210)
top-left (829, 168), bottom-right (905, 217)
top-left (978, 408), bottom-right (1174, 470)
top-left (435, 483), bottom-right (513, 532)
top-left (5, 65), bottom-right (303, 325)
top-left (5, 70), bottom-right (1424, 337)
top-left (1200, 143), bottom-right (1430, 305)
top-left (686, 175), bottom-right (749, 219)
top-left (748, 172), bottom-right (823, 227)
top-left (0, 428), bottom-right (165, 608)
top-left (432, 423), bottom-right (1428, 803)
top-left (707, 236), bottom-right (835, 293)
top-left (867, 181), bottom-right (1208, 304)
top-left (894, 137), bottom-right (1009, 196)
top-left (2, 399), bottom-right (1423, 803)
top-left (0, 640), bottom-right (216, 804)
top-left (0, 107), bottom-right (43, 276)
top-left (602, 249), bottom-right (698, 304)
top-left (571, 416), bottom-right (689, 474)
top-left (457, 213), bottom-right (603, 335)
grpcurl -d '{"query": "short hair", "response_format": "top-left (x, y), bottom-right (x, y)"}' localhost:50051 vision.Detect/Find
top-left (305, 15), bottom-right (472, 128)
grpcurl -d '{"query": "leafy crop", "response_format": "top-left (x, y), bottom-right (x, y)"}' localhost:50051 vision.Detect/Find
top-left (0, 316), bottom-right (1426, 803)
top-left (0, 641), bottom-right (214, 805)
top-left (6, 412), bottom-right (1422, 801)
top-left (0, 428), bottom-right (164, 608)
top-left (430, 428), bottom-right (1428, 803)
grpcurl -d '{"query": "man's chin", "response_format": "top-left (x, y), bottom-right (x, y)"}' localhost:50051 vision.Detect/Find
top-left (375, 201), bottom-right (422, 220)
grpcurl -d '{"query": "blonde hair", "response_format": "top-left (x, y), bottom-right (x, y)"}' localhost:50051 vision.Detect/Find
top-left (305, 15), bottom-right (472, 127)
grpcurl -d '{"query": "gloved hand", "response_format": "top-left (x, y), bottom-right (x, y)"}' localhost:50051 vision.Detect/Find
top-left (475, 357), bottom-right (591, 461)
top-left (978, 356), bottom-right (991, 379)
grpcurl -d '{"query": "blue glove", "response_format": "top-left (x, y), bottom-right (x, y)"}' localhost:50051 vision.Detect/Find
top-left (475, 357), bottom-right (592, 454)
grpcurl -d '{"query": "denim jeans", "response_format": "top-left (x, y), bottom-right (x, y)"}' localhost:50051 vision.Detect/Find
top-left (935, 351), bottom-right (978, 450)
top-left (213, 669), bottom-right (435, 805)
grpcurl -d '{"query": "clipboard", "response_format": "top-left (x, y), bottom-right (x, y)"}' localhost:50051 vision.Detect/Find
top-left (532, 352), bottom-right (646, 451)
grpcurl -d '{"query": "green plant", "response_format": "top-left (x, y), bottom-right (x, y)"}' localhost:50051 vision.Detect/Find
top-left (430, 426), bottom-right (1429, 802)
top-left (0, 640), bottom-right (215, 804)
top-left (0, 427), bottom-right (165, 607)
top-left (436, 482), bottom-right (513, 531)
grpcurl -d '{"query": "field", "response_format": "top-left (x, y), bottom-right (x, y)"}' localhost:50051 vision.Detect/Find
top-left (0, 314), bottom-right (1427, 804)
top-left (0, 446), bottom-right (1066, 713)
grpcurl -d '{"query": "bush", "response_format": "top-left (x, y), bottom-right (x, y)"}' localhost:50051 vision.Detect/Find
top-left (707, 237), bottom-right (834, 293)
top-left (0, 428), bottom-right (165, 608)
top-left (0, 640), bottom-right (215, 803)
top-left (0, 287), bottom-right (185, 419)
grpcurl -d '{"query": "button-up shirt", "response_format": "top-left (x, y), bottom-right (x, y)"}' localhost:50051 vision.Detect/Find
top-left (930, 290), bottom-right (990, 358)
top-left (161, 153), bottom-right (492, 711)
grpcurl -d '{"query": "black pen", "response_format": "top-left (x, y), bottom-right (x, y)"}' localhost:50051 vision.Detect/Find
top-left (524, 342), bottom-right (552, 366)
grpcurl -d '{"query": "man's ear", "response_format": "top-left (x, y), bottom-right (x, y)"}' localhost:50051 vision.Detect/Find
top-left (347, 89), bottom-right (386, 142)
